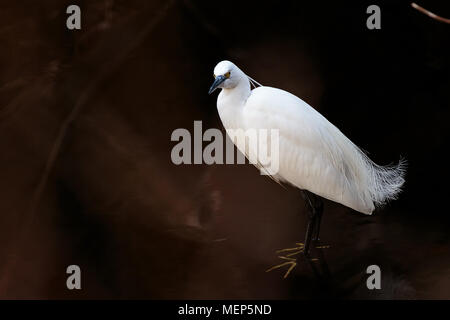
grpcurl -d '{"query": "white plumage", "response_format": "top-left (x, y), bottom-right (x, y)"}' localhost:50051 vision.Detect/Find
top-left (210, 60), bottom-right (405, 215)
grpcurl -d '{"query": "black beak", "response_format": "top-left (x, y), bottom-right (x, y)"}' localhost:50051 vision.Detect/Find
top-left (208, 75), bottom-right (226, 94)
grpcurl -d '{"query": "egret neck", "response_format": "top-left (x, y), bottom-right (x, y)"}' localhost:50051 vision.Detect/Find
top-left (217, 67), bottom-right (251, 130)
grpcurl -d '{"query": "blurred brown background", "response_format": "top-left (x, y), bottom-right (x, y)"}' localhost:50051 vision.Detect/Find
top-left (0, 0), bottom-right (449, 299)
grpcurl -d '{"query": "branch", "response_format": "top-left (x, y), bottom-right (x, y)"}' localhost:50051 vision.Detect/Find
top-left (411, 2), bottom-right (450, 24)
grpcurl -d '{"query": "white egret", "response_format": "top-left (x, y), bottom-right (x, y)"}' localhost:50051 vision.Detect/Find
top-left (209, 60), bottom-right (406, 256)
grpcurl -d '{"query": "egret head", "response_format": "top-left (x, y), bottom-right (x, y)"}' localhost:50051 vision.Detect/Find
top-left (209, 60), bottom-right (242, 94)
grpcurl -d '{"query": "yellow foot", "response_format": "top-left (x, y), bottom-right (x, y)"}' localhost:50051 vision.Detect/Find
top-left (266, 242), bottom-right (330, 279)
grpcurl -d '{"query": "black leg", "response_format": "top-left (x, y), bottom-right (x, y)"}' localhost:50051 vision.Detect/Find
top-left (303, 213), bottom-right (315, 256)
top-left (301, 190), bottom-right (323, 255)
top-left (313, 200), bottom-right (323, 241)
top-left (266, 190), bottom-right (328, 279)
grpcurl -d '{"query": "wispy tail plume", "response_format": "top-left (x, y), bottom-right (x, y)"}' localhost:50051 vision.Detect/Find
top-left (369, 157), bottom-right (407, 206)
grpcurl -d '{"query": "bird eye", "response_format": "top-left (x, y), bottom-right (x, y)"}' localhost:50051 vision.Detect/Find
top-left (225, 71), bottom-right (231, 78)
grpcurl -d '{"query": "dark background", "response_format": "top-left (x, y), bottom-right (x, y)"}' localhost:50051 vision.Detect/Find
top-left (0, 0), bottom-right (449, 299)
